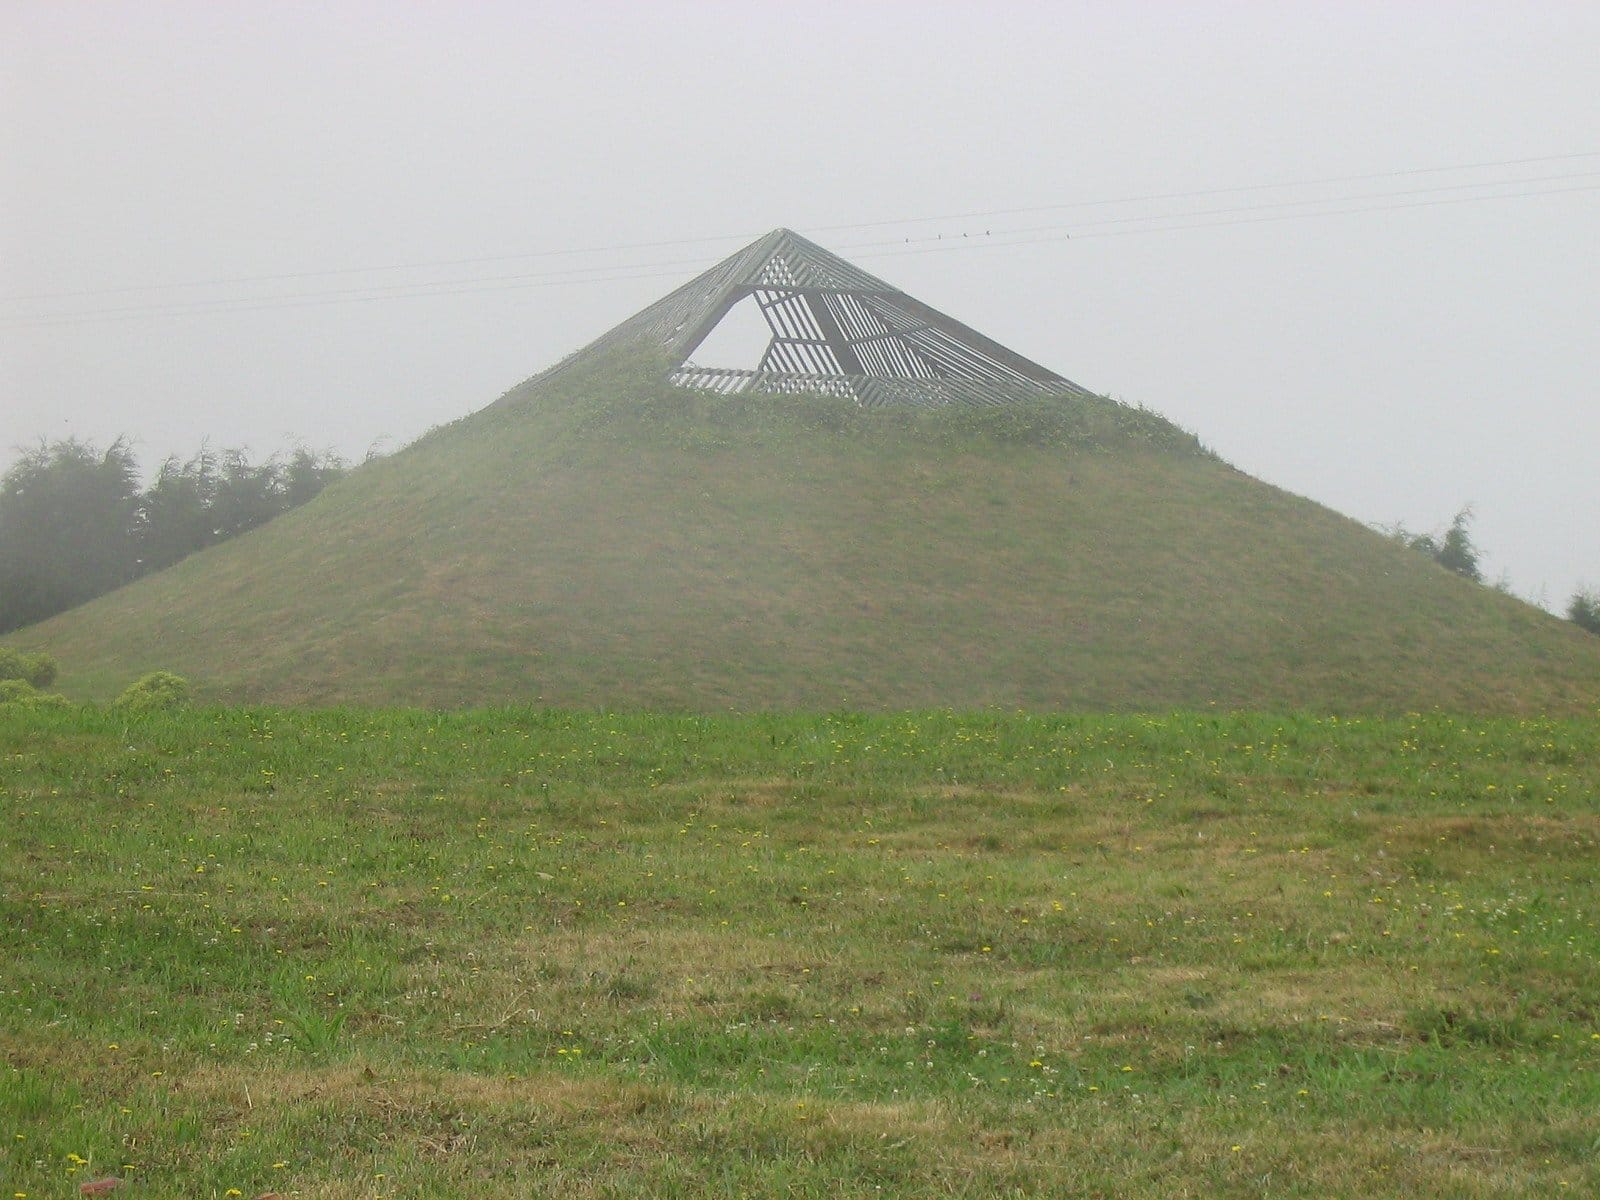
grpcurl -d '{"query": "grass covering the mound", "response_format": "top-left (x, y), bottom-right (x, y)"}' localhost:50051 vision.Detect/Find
top-left (3, 704), bottom-right (1598, 1196)
top-left (17, 350), bottom-right (1600, 713)
top-left (523, 352), bottom-right (1211, 457)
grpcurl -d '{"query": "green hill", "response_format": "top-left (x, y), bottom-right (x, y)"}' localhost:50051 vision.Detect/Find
top-left (14, 350), bottom-right (1600, 711)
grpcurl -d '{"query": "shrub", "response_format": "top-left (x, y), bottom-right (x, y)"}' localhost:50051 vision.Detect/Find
top-left (112, 671), bottom-right (191, 713)
top-left (1435, 508), bottom-right (1482, 582)
top-left (1569, 587), bottom-right (1600, 636)
top-left (0, 678), bottom-right (69, 709)
top-left (0, 647), bottom-right (58, 688)
top-left (1385, 506), bottom-right (1483, 583)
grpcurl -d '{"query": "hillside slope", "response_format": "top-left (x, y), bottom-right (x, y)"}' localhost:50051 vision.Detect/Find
top-left (17, 352), bottom-right (1600, 712)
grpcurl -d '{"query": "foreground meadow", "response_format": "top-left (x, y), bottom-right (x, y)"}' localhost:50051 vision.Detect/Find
top-left (2, 706), bottom-right (1597, 1198)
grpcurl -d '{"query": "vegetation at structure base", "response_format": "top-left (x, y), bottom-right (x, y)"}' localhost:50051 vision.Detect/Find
top-left (517, 349), bottom-right (1213, 457)
top-left (0, 437), bottom-right (348, 634)
top-left (2, 704), bottom-right (1599, 1198)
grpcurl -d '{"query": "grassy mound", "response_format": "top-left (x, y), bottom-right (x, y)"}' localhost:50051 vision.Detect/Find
top-left (15, 351), bottom-right (1600, 710)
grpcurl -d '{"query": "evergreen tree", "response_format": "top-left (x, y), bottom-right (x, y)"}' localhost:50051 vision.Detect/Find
top-left (282, 446), bottom-right (348, 508)
top-left (1569, 587), bottom-right (1600, 636)
top-left (1, 436), bottom-right (348, 631)
top-left (209, 449), bottom-right (287, 540)
top-left (139, 448), bottom-right (222, 573)
top-left (1434, 508), bottom-right (1482, 583)
top-left (1391, 506), bottom-right (1482, 583)
top-left (0, 439), bottom-right (142, 633)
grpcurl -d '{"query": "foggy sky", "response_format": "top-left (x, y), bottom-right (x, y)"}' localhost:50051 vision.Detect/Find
top-left (3, 1), bottom-right (1597, 609)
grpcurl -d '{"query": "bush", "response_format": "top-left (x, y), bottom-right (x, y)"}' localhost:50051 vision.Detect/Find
top-left (0, 678), bottom-right (70, 709)
top-left (1569, 587), bottom-right (1600, 637)
top-left (1435, 508), bottom-right (1482, 582)
top-left (1385, 506), bottom-right (1482, 583)
top-left (112, 671), bottom-right (191, 713)
top-left (0, 647), bottom-right (58, 688)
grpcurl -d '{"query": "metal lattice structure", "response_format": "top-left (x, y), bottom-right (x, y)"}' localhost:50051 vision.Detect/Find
top-left (536, 228), bottom-right (1092, 408)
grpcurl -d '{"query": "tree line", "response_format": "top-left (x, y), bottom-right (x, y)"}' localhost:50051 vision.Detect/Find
top-left (0, 438), bottom-right (348, 634)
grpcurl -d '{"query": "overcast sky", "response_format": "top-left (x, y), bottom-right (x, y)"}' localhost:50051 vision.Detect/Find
top-left (3, 1), bottom-right (1596, 608)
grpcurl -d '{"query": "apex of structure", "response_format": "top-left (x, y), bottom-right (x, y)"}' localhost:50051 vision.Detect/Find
top-left (544, 227), bottom-right (1091, 408)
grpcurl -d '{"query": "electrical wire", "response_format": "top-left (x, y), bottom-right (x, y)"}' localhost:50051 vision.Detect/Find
top-left (805, 151), bottom-right (1600, 233)
top-left (858, 182), bottom-right (1600, 259)
top-left (834, 170), bottom-right (1600, 250)
top-left (4, 150), bottom-right (1595, 306)
top-left (3, 171), bottom-right (1596, 328)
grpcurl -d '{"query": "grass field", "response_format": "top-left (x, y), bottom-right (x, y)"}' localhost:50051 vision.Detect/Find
top-left (3, 703), bottom-right (1597, 1197)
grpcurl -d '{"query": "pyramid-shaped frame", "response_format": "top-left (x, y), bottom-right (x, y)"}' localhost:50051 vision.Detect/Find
top-left (538, 228), bottom-right (1093, 407)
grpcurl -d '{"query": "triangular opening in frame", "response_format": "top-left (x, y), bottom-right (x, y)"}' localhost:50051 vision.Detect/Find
top-left (681, 292), bottom-right (774, 373)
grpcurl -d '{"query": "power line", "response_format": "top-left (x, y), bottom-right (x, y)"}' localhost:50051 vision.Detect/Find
top-left (5, 150), bottom-right (1595, 306)
top-left (3, 176), bottom-right (1595, 328)
top-left (2, 255), bottom-right (724, 322)
top-left (837, 170), bottom-right (1600, 249)
top-left (806, 151), bottom-right (1600, 233)
top-left (0, 233), bottom-right (754, 305)
top-left (856, 182), bottom-right (1600, 259)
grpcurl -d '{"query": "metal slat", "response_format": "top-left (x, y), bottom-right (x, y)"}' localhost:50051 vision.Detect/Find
top-left (542, 226), bottom-right (1098, 407)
